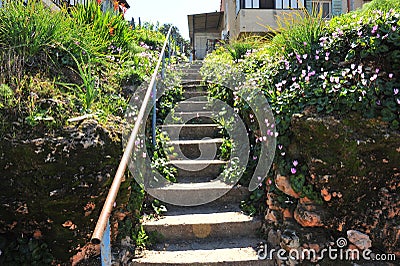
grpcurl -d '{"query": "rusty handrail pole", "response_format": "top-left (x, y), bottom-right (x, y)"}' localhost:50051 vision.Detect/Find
top-left (91, 26), bottom-right (173, 244)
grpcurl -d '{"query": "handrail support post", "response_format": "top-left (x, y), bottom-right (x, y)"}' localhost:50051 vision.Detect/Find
top-left (101, 219), bottom-right (112, 266)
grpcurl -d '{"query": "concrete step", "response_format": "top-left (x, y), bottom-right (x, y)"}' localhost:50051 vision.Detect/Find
top-left (181, 79), bottom-right (203, 84)
top-left (142, 203), bottom-right (261, 242)
top-left (168, 159), bottom-right (227, 178)
top-left (182, 73), bottom-right (202, 80)
top-left (175, 63), bottom-right (203, 71)
top-left (181, 79), bottom-right (205, 84)
top-left (130, 237), bottom-right (269, 265)
top-left (161, 124), bottom-right (221, 140)
top-left (183, 90), bottom-right (208, 99)
top-left (165, 138), bottom-right (224, 160)
top-left (146, 181), bottom-right (247, 206)
top-left (182, 83), bottom-right (208, 90)
top-left (172, 111), bottom-right (215, 124)
top-left (175, 100), bottom-right (209, 112)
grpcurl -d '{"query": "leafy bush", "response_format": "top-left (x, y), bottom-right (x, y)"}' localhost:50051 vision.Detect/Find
top-left (226, 41), bottom-right (254, 62)
top-left (362, 0), bottom-right (400, 12)
top-left (270, 10), bottom-right (326, 57)
top-left (0, 1), bottom-right (65, 57)
top-left (202, 3), bottom-right (400, 203)
top-left (0, 0), bottom-right (166, 129)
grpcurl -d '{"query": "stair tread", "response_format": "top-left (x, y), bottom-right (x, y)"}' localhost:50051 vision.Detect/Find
top-left (152, 202), bottom-right (245, 216)
top-left (132, 237), bottom-right (265, 265)
top-left (177, 100), bottom-right (209, 104)
top-left (161, 123), bottom-right (219, 128)
top-left (168, 159), bottom-right (227, 165)
top-left (166, 138), bottom-right (224, 145)
top-left (175, 110), bottom-right (214, 114)
top-left (148, 180), bottom-right (232, 190)
top-left (143, 210), bottom-right (258, 226)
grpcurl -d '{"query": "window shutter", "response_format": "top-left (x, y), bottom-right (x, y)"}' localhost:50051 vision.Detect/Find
top-left (305, 0), bottom-right (313, 13)
top-left (332, 0), bottom-right (342, 16)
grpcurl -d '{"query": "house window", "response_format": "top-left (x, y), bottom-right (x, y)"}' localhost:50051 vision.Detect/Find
top-left (245, 0), bottom-right (260, 8)
top-left (312, 1), bottom-right (331, 18)
top-left (241, 0), bottom-right (304, 9)
top-left (275, 0), bottom-right (303, 9)
top-left (259, 0), bottom-right (274, 8)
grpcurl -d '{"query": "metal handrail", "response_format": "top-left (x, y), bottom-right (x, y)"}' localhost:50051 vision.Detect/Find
top-left (91, 26), bottom-right (173, 245)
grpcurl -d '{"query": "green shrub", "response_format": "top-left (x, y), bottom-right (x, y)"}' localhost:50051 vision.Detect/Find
top-left (202, 6), bottom-right (400, 204)
top-left (362, 0), bottom-right (400, 12)
top-left (0, 1), bottom-right (65, 57)
top-left (226, 41), bottom-right (254, 62)
top-left (270, 10), bottom-right (326, 57)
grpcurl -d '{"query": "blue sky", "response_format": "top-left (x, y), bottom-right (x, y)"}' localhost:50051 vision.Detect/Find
top-left (125, 0), bottom-right (221, 40)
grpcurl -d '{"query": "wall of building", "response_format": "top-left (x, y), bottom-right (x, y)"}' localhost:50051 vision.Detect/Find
top-left (194, 32), bottom-right (221, 59)
top-left (237, 9), bottom-right (304, 37)
top-left (222, 0), bottom-right (240, 39)
top-left (221, 0), bottom-right (369, 40)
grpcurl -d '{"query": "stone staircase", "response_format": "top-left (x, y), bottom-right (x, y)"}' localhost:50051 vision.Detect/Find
top-left (131, 62), bottom-right (267, 265)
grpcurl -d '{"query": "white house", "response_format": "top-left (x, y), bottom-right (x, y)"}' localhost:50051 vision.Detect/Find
top-left (188, 0), bottom-right (373, 59)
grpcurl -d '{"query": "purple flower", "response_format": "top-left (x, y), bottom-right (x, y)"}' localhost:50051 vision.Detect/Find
top-left (392, 26), bottom-right (397, 32)
top-left (296, 54), bottom-right (302, 64)
top-left (357, 30), bottom-right (362, 36)
top-left (372, 25), bottom-right (378, 34)
top-left (315, 55), bottom-right (320, 60)
top-left (375, 68), bottom-right (380, 73)
top-left (291, 168), bottom-right (297, 174)
top-left (303, 54), bottom-right (308, 59)
top-left (278, 144), bottom-right (283, 150)
top-left (376, 100), bottom-right (381, 106)
top-left (397, 99), bottom-right (400, 105)
top-left (293, 160), bottom-right (299, 167)
top-left (284, 61), bottom-right (290, 70)
top-left (389, 73), bottom-right (394, 79)
top-left (325, 52), bottom-right (330, 61)
top-left (394, 88), bottom-right (399, 95)
top-left (304, 42), bottom-right (308, 46)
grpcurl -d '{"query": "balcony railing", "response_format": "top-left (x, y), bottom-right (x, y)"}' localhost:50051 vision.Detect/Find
top-left (50, 0), bottom-right (89, 8)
